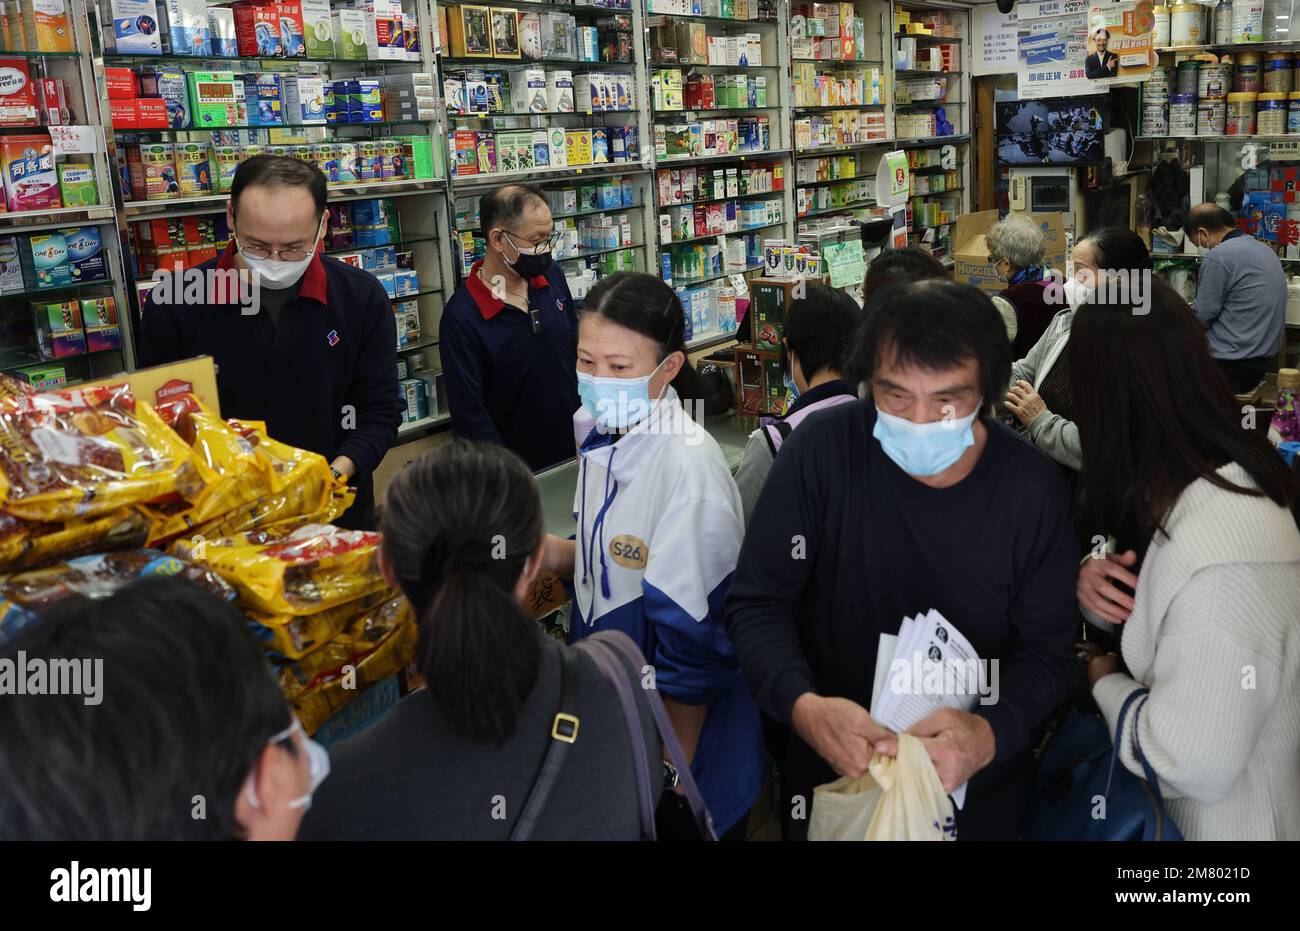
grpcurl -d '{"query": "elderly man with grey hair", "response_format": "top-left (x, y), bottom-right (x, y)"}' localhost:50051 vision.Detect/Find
top-left (987, 214), bottom-right (1058, 358)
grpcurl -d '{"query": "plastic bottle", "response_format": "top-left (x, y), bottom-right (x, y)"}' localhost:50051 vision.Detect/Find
top-left (1268, 367), bottom-right (1300, 446)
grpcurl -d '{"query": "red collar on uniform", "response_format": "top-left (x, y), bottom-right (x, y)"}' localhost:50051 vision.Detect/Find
top-left (215, 242), bottom-right (329, 304)
top-left (465, 260), bottom-right (551, 320)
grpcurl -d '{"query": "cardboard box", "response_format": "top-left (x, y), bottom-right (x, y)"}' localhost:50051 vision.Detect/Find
top-left (953, 209), bottom-right (1067, 295)
top-left (13, 362), bottom-right (66, 390)
top-left (187, 70), bottom-right (238, 127)
top-left (0, 133), bottom-right (57, 211)
top-left (20, 232), bottom-right (70, 287)
top-left (233, 0), bottom-right (305, 57)
top-left (23, 0), bottom-right (73, 53)
top-left (283, 75), bottom-right (325, 123)
top-left (57, 163), bottom-right (98, 206)
top-left (208, 7), bottom-right (237, 55)
top-left (0, 58), bottom-right (38, 126)
top-left (0, 233), bottom-right (23, 292)
top-left (134, 97), bottom-right (169, 128)
top-left (82, 296), bottom-right (122, 352)
top-left (62, 226), bottom-right (107, 281)
top-left (333, 9), bottom-right (367, 59)
top-left (109, 99), bottom-right (138, 127)
top-left (138, 66), bottom-right (190, 128)
top-left (158, 0), bottom-right (210, 55)
top-left (105, 67), bottom-right (138, 99)
top-left (748, 278), bottom-right (795, 351)
top-left (33, 299), bottom-right (85, 358)
top-left (300, 0), bottom-right (332, 58)
top-left (104, 0), bottom-right (162, 54)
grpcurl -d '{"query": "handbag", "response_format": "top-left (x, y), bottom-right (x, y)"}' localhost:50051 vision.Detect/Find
top-left (508, 647), bottom-right (580, 841)
top-left (1025, 688), bottom-right (1183, 841)
top-left (575, 631), bottom-right (718, 841)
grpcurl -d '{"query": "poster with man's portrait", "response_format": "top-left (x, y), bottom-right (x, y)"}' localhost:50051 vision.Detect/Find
top-left (1016, 0), bottom-right (1153, 98)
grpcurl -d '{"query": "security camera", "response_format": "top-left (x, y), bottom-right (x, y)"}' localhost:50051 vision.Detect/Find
top-left (997, 0), bottom-right (1015, 13)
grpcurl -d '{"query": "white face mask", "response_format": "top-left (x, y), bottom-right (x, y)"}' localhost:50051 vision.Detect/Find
top-left (238, 223), bottom-right (322, 289)
top-left (1064, 277), bottom-right (1095, 311)
top-left (244, 717), bottom-right (330, 813)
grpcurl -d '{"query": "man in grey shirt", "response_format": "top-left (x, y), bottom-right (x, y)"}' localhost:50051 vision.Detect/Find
top-left (1184, 203), bottom-right (1287, 393)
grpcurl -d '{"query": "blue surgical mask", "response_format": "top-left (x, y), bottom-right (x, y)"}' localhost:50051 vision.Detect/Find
top-left (577, 358), bottom-right (667, 432)
top-left (873, 405), bottom-right (979, 476)
top-left (244, 717), bottom-right (331, 812)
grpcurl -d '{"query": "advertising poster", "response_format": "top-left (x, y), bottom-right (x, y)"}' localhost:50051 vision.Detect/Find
top-left (1017, 0), bottom-right (1153, 98)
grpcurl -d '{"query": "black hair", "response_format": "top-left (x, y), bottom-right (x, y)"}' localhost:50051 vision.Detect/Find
top-left (380, 439), bottom-right (543, 745)
top-left (784, 285), bottom-right (863, 380)
top-left (0, 577), bottom-right (291, 841)
top-left (578, 271), bottom-right (705, 405)
top-left (1070, 276), bottom-right (1297, 560)
top-left (230, 155), bottom-right (327, 216)
top-left (847, 278), bottom-right (1012, 406)
top-left (480, 183), bottom-right (548, 240)
top-left (864, 246), bottom-right (950, 296)
top-left (1182, 203), bottom-right (1238, 237)
top-left (1078, 226), bottom-right (1153, 271)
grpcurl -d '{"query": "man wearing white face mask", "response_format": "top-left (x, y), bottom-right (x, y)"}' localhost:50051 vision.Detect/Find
top-left (139, 156), bottom-right (403, 530)
top-left (0, 577), bottom-right (325, 841)
top-left (727, 279), bottom-right (1080, 841)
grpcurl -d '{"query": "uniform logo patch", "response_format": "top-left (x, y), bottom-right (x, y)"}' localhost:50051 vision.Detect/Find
top-left (326, 329), bottom-right (340, 347)
top-left (609, 534), bottom-right (648, 570)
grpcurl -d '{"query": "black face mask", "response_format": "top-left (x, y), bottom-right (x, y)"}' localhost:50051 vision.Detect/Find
top-left (503, 234), bottom-right (554, 278)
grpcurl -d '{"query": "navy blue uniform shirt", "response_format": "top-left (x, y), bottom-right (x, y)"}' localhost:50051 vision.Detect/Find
top-left (440, 260), bottom-right (580, 471)
top-left (137, 246), bottom-right (402, 530)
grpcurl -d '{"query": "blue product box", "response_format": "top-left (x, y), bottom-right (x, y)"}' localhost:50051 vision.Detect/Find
top-left (160, 0), bottom-right (211, 55)
top-left (679, 288), bottom-right (692, 341)
top-left (395, 269), bottom-right (419, 296)
top-left (108, 0), bottom-right (163, 54)
top-left (62, 227), bottom-right (108, 282)
top-left (357, 105), bottom-right (383, 122)
top-left (19, 232), bottom-right (73, 289)
top-left (349, 198), bottom-right (386, 227)
top-left (241, 74), bottom-right (284, 127)
top-left (208, 8), bottom-right (237, 56)
top-left (375, 272), bottom-right (396, 298)
top-left (624, 125), bottom-right (639, 161)
top-left (138, 66), bottom-right (191, 128)
top-left (598, 183), bottom-right (618, 210)
top-left (621, 178), bottom-right (634, 206)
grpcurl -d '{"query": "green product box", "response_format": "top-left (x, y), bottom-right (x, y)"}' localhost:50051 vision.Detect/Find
top-left (15, 363), bottom-right (66, 390)
top-left (58, 164), bottom-right (99, 207)
top-left (302, 0), bottom-right (335, 59)
top-left (187, 71), bottom-right (238, 128)
top-left (396, 134), bottom-right (435, 180)
top-left (334, 10), bottom-right (368, 61)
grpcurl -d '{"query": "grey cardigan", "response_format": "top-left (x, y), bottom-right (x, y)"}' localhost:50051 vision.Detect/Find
top-left (1008, 307), bottom-right (1080, 470)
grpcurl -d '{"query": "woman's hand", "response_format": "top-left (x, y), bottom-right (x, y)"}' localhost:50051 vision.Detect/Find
top-left (1004, 379), bottom-right (1048, 426)
top-left (1078, 550), bottom-right (1139, 624)
top-left (1088, 653), bottom-right (1120, 686)
top-left (540, 533), bottom-right (576, 580)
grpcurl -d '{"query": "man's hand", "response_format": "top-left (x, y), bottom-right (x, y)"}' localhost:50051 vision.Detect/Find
top-left (1107, 56), bottom-right (1117, 72)
top-left (875, 709), bottom-right (996, 794)
top-left (1004, 379), bottom-right (1048, 426)
top-left (330, 456), bottom-right (357, 481)
top-left (1077, 549), bottom-right (1138, 624)
top-left (791, 693), bottom-right (893, 779)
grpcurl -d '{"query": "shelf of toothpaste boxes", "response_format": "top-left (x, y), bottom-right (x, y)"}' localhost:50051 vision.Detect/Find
top-left (442, 6), bottom-right (640, 178)
top-left (452, 176), bottom-right (643, 303)
top-left (0, 373), bottom-right (417, 736)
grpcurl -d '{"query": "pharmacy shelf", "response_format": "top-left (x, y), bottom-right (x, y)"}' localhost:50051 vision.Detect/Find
top-left (662, 219), bottom-right (785, 246)
top-left (553, 203), bottom-right (644, 219)
top-left (685, 331), bottom-right (740, 352)
top-left (793, 103), bottom-right (886, 112)
top-left (895, 100), bottom-right (964, 109)
top-left (795, 174), bottom-right (875, 188)
top-left (398, 413), bottom-right (451, 436)
top-left (798, 199), bottom-right (880, 219)
top-left (1155, 41), bottom-right (1300, 54)
top-left (448, 109), bottom-right (625, 118)
top-left (449, 161), bottom-right (647, 187)
top-left (1154, 251), bottom-right (1300, 264)
top-left (655, 148), bottom-right (790, 167)
top-left (657, 189), bottom-right (785, 209)
top-left (646, 11), bottom-right (779, 28)
top-left (796, 139), bottom-right (891, 156)
top-left (0, 279), bottom-right (116, 301)
top-left (102, 53), bottom-right (424, 68)
top-left (661, 62), bottom-right (784, 71)
top-left (894, 133), bottom-right (970, 146)
top-left (482, 0), bottom-right (633, 14)
top-left (911, 186), bottom-right (963, 197)
top-left (0, 50), bottom-right (81, 59)
top-left (896, 69), bottom-right (962, 77)
top-left (439, 56), bottom-right (637, 70)
top-left (396, 337), bottom-right (439, 354)
top-left (110, 120), bottom-right (430, 134)
top-left (0, 346), bottom-right (124, 376)
top-left (895, 32), bottom-right (962, 43)
top-left (323, 235), bottom-right (439, 255)
top-left (390, 287), bottom-right (443, 301)
top-left (672, 261), bottom-right (765, 287)
top-left (655, 106), bottom-right (783, 115)
top-left (792, 57), bottom-right (886, 65)
top-left (123, 178), bottom-right (442, 217)
top-left (556, 242), bottom-right (644, 262)
top-left (1136, 134), bottom-right (1299, 143)
top-left (0, 205), bottom-right (118, 233)
top-left (907, 163), bottom-right (958, 173)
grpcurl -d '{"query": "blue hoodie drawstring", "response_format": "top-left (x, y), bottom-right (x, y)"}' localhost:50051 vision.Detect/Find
top-left (581, 447), bottom-right (619, 622)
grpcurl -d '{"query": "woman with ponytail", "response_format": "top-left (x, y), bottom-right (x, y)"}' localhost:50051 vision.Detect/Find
top-left (299, 439), bottom-right (662, 840)
top-left (540, 272), bottom-right (765, 840)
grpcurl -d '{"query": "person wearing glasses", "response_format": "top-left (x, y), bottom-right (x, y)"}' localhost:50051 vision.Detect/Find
top-left (440, 183), bottom-right (581, 471)
top-left (138, 155), bottom-right (402, 530)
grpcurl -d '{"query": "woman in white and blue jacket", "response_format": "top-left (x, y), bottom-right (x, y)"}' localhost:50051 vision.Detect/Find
top-left (541, 272), bottom-right (765, 839)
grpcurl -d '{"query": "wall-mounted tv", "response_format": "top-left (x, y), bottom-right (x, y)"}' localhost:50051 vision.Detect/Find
top-left (996, 96), bottom-right (1108, 166)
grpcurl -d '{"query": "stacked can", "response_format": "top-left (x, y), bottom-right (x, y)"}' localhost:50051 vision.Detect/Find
top-left (1171, 93), bottom-right (1198, 134)
top-left (1259, 92), bottom-right (1288, 134)
top-left (1154, 5), bottom-right (1171, 46)
top-left (1198, 59), bottom-right (1230, 135)
top-left (1235, 52), bottom-right (1263, 92)
top-left (1143, 65), bottom-right (1171, 136)
top-left (1264, 52), bottom-right (1294, 94)
top-left (1232, 0), bottom-right (1265, 43)
top-left (1289, 90), bottom-right (1300, 133)
top-left (1227, 92), bottom-right (1258, 134)
top-left (1175, 58), bottom-right (1200, 95)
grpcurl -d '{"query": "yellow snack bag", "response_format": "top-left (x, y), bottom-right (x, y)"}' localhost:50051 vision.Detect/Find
top-left (246, 586), bottom-right (400, 660)
top-left (0, 373), bottom-right (34, 407)
top-left (0, 506), bottom-right (151, 572)
top-left (140, 395), bottom-right (270, 547)
top-left (278, 595), bottom-right (417, 735)
top-left (171, 522), bottom-right (388, 615)
top-left (0, 382), bottom-right (201, 522)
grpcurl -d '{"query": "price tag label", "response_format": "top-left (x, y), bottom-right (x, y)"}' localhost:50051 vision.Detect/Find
top-left (49, 125), bottom-right (98, 156)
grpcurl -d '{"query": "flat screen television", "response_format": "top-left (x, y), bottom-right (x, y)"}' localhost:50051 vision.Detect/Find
top-left (996, 96), bottom-right (1108, 165)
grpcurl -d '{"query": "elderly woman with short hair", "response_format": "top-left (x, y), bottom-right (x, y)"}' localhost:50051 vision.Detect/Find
top-left (987, 215), bottom-right (1057, 358)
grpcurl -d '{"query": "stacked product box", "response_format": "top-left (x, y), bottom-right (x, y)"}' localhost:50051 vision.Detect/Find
top-left (660, 197), bottom-right (783, 243)
top-left (790, 2), bottom-right (865, 62)
top-left (232, 0), bottom-right (306, 57)
top-left (663, 231), bottom-right (765, 281)
top-left (32, 298), bottom-right (85, 359)
top-left (325, 78), bottom-right (384, 123)
top-left (656, 162), bottom-right (784, 205)
top-left (450, 125), bottom-right (638, 177)
top-left (132, 214), bottom-right (227, 275)
top-left (794, 110), bottom-right (888, 148)
top-left (653, 116), bottom-right (771, 160)
top-left (102, 0), bottom-right (164, 54)
top-left (18, 226), bottom-right (109, 289)
top-left (792, 62), bottom-right (882, 107)
top-left (380, 71), bottom-right (435, 121)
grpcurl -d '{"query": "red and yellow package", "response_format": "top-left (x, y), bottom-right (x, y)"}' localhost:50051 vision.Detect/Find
top-left (170, 521), bottom-right (388, 615)
top-left (278, 595), bottom-right (417, 734)
top-left (140, 393), bottom-right (270, 547)
top-left (0, 506), bottom-right (151, 572)
top-left (0, 373), bottom-right (34, 407)
top-left (0, 382), bottom-right (200, 522)
top-left (246, 586), bottom-right (400, 660)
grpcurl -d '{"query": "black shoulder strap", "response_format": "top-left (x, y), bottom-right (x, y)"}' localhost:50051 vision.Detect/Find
top-left (509, 646), bottom-right (580, 841)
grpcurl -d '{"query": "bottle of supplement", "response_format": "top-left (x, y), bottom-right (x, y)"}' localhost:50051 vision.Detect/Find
top-left (1215, 0), bottom-right (1233, 43)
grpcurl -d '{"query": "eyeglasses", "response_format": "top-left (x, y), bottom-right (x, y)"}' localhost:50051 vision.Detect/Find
top-left (237, 241), bottom-right (315, 262)
top-left (503, 229), bottom-right (561, 254)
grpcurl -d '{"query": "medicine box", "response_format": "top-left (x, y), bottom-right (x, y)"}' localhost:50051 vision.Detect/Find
top-left (333, 10), bottom-right (368, 60)
top-left (0, 58), bottom-right (39, 126)
top-left (104, 0), bottom-right (162, 54)
top-left (58, 164), bottom-right (98, 207)
top-left (208, 7), bottom-right (238, 56)
top-left (159, 0), bottom-right (211, 55)
top-left (300, 0), bottom-right (333, 58)
top-left (187, 71), bottom-right (238, 127)
top-left (32, 299), bottom-right (85, 359)
top-left (283, 76), bottom-right (325, 123)
top-left (81, 296), bottom-right (122, 352)
top-left (139, 66), bottom-right (191, 128)
top-left (233, 0), bottom-right (305, 58)
top-left (0, 134), bottom-right (58, 212)
top-left (61, 227), bottom-right (108, 282)
top-left (0, 234), bottom-right (22, 293)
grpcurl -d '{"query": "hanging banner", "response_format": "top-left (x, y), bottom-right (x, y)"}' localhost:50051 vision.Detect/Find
top-left (1017, 0), bottom-right (1154, 98)
top-left (973, 5), bottom-right (1019, 76)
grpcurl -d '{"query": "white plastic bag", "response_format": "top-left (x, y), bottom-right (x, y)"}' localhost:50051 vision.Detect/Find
top-left (807, 734), bottom-right (957, 841)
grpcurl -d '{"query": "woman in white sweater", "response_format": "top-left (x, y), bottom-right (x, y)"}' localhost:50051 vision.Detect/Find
top-left (1071, 277), bottom-right (1300, 841)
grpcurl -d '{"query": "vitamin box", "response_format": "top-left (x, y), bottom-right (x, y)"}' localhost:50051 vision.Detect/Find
top-left (127, 142), bottom-right (178, 201)
top-left (188, 71), bottom-right (238, 127)
top-left (20, 232), bottom-right (72, 288)
top-left (82, 297), bottom-right (122, 352)
top-left (173, 141), bottom-right (212, 195)
top-left (233, 0), bottom-right (306, 57)
top-left (0, 134), bottom-right (58, 212)
top-left (57, 164), bottom-right (98, 207)
top-left (0, 58), bottom-right (39, 127)
top-left (105, 0), bottom-right (163, 54)
top-left (139, 66), bottom-right (191, 128)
